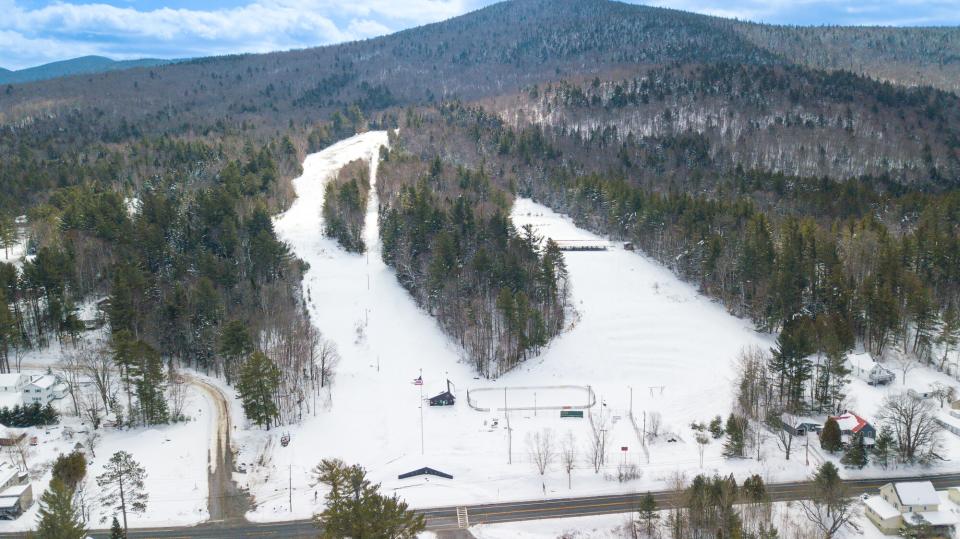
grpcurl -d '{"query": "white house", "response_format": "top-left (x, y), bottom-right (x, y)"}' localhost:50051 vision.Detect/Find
top-left (830, 411), bottom-right (877, 447)
top-left (866, 481), bottom-right (959, 536)
top-left (0, 375), bottom-right (27, 394)
top-left (846, 352), bottom-right (895, 385)
top-left (864, 496), bottom-right (902, 534)
top-left (0, 375), bottom-right (29, 412)
top-left (21, 375), bottom-right (66, 406)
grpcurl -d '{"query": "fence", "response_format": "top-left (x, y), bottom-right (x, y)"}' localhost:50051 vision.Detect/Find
top-left (465, 385), bottom-right (596, 413)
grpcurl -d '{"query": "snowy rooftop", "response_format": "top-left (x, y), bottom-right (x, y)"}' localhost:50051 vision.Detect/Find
top-left (832, 412), bottom-right (869, 433)
top-left (894, 481), bottom-right (940, 507)
top-left (0, 469), bottom-right (17, 489)
top-left (864, 496), bottom-right (900, 520)
top-left (0, 374), bottom-right (26, 389)
top-left (0, 484), bottom-right (29, 497)
top-left (0, 497), bottom-right (17, 509)
top-left (26, 375), bottom-right (57, 389)
top-left (782, 414), bottom-right (821, 427)
top-left (906, 511), bottom-right (957, 526)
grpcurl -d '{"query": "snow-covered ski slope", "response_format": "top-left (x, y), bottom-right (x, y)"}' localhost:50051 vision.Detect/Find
top-left (244, 132), bottom-right (790, 522)
top-left (510, 197), bottom-right (769, 423)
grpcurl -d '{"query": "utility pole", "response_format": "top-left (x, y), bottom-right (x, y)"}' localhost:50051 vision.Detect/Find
top-left (534, 392), bottom-right (537, 417)
top-left (505, 387), bottom-right (512, 464)
top-left (600, 427), bottom-right (608, 466)
top-left (288, 464), bottom-right (292, 513)
top-left (629, 386), bottom-right (633, 417)
top-left (419, 368), bottom-right (424, 456)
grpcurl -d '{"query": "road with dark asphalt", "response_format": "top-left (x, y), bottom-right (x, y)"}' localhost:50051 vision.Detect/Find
top-left (3, 472), bottom-right (958, 538)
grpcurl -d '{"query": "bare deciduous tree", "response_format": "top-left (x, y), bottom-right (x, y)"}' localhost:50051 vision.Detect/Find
top-left (316, 337), bottom-right (340, 389)
top-left (878, 392), bottom-right (943, 463)
top-left (560, 431), bottom-right (576, 489)
top-left (5, 434), bottom-right (29, 471)
top-left (894, 355), bottom-right (917, 385)
top-left (799, 463), bottom-right (859, 539)
top-left (167, 371), bottom-right (188, 421)
top-left (73, 340), bottom-right (115, 414)
top-left (588, 408), bottom-right (611, 473)
top-left (695, 432), bottom-right (710, 468)
top-left (527, 428), bottom-right (555, 476)
top-left (929, 382), bottom-right (955, 408)
top-left (769, 412), bottom-right (794, 460)
top-left (76, 385), bottom-right (103, 430)
top-left (666, 472), bottom-right (688, 539)
top-left (57, 352), bottom-right (84, 417)
top-left (85, 430), bottom-right (101, 458)
top-left (646, 411), bottom-right (662, 440)
top-left (734, 346), bottom-right (772, 420)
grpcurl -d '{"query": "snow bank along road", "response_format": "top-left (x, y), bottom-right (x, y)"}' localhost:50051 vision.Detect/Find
top-left (0, 471), bottom-right (946, 537)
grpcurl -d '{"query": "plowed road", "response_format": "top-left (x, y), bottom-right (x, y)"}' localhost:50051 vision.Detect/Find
top-left (1, 472), bottom-right (955, 538)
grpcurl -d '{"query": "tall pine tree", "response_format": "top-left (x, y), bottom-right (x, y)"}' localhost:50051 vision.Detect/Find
top-left (218, 320), bottom-right (253, 385)
top-left (820, 417), bottom-right (843, 452)
top-left (96, 451), bottom-right (148, 533)
top-left (134, 342), bottom-right (168, 426)
top-left (35, 479), bottom-right (86, 539)
top-left (313, 459), bottom-right (424, 538)
top-left (873, 426), bottom-right (895, 469)
top-left (841, 433), bottom-right (868, 469)
top-left (722, 414), bottom-right (747, 458)
top-left (237, 351), bottom-right (280, 430)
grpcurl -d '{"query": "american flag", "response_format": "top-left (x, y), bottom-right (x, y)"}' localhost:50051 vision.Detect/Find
top-left (413, 376), bottom-right (423, 386)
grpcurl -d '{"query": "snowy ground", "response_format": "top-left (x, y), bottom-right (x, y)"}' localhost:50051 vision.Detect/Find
top-left (469, 513), bottom-right (633, 538)
top-left (462, 494), bottom-right (960, 539)
top-left (236, 131), bottom-right (805, 523)
top-left (0, 297), bottom-right (215, 532)
top-left (0, 350), bottom-right (214, 530)
top-left (3, 130), bottom-right (955, 531)
top-left (0, 225), bottom-right (28, 267)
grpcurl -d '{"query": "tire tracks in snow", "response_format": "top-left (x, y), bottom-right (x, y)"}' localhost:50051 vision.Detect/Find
top-left (187, 375), bottom-right (250, 523)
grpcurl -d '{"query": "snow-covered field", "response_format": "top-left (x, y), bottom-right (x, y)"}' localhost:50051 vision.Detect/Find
top-left (236, 131), bottom-right (803, 523)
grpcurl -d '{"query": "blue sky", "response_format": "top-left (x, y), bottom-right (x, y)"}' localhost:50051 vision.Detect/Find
top-left (2, 0), bottom-right (959, 70)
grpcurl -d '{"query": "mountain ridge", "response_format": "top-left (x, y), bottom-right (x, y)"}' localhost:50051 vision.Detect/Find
top-left (0, 55), bottom-right (172, 85)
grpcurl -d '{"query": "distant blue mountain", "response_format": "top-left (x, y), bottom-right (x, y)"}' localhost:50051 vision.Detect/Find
top-left (0, 55), bottom-right (173, 85)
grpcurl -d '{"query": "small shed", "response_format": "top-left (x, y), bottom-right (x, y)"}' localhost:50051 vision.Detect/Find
top-left (781, 415), bottom-right (822, 436)
top-left (428, 379), bottom-right (456, 407)
top-left (0, 430), bottom-right (25, 448)
top-left (0, 483), bottom-right (32, 520)
top-left (429, 391), bottom-right (455, 406)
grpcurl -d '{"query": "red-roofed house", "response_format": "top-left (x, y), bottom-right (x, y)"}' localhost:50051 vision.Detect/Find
top-left (830, 412), bottom-right (876, 447)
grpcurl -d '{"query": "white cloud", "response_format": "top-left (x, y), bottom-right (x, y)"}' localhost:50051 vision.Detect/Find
top-left (641, 0), bottom-right (960, 25)
top-left (0, 0), bottom-right (474, 69)
top-left (1, 0), bottom-right (957, 70)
